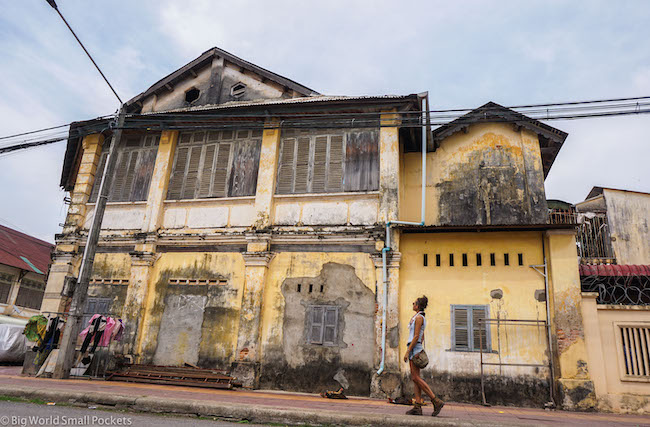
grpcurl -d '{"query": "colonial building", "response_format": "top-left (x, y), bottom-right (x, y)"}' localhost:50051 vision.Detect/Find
top-left (43, 47), bottom-right (595, 408)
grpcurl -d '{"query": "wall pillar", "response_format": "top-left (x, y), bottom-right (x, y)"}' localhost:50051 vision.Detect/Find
top-left (580, 292), bottom-right (606, 397)
top-left (142, 130), bottom-right (179, 232)
top-left (41, 243), bottom-right (79, 314)
top-left (232, 235), bottom-right (274, 388)
top-left (371, 252), bottom-right (402, 398)
top-left (545, 229), bottom-right (596, 409)
top-left (378, 111), bottom-right (400, 224)
top-left (64, 134), bottom-right (105, 234)
top-left (252, 122), bottom-right (280, 229)
top-left (6, 272), bottom-right (23, 307)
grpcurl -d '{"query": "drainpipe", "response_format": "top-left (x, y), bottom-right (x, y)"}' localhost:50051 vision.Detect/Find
top-left (377, 95), bottom-right (428, 375)
top-left (541, 237), bottom-right (556, 405)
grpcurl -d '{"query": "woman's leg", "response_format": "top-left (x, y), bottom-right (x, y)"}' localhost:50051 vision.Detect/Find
top-left (409, 360), bottom-right (423, 403)
top-left (409, 360), bottom-right (436, 401)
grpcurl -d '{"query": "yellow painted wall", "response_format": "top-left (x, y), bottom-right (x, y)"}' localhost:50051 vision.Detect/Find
top-left (400, 123), bottom-right (545, 225)
top-left (399, 232), bottom-right (550, 378)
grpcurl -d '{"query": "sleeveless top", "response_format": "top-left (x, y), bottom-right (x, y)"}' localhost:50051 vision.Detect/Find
top-left (407, 311), bottom-right (426, 344)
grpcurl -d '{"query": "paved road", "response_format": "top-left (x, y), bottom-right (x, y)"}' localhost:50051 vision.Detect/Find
top-left (0, 401), bottom-right (266, 427)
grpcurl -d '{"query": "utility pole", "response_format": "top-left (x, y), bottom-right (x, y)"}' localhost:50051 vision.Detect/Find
top-left (44, 0), bottom-right (126, 379)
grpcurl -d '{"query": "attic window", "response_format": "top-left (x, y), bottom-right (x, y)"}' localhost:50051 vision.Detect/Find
top-left (231, 83), bottom-right (246, 98)
top-left (185, 88), bottom-right (200, 103)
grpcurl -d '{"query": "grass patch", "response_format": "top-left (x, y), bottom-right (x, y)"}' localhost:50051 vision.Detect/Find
top-left (0, 395), bottom-right (47, 405)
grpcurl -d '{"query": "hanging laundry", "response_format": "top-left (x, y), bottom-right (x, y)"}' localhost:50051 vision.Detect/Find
top-left (23, 315), bottom-right (48, 343)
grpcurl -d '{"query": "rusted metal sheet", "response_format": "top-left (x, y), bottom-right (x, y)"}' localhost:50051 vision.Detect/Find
top-left (106, 364), bottom-right (242, 389)
top-left (579, 264), bottom-right (650, 277)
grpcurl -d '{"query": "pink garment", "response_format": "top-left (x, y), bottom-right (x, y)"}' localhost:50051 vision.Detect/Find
top-left (79, 315), bottom-right (117, 347)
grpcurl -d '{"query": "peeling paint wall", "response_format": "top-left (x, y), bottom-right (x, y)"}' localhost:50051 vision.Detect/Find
top-left (259, 254), bottom-right (376, 394)
top-left (602, 189), bottom-right (650, 265)
top-left (273, 194), bottom-right (379, 226)
top-left (399, 231), bottom-right (553, 404)
top-left (401, 123), bottom-right (548, 226)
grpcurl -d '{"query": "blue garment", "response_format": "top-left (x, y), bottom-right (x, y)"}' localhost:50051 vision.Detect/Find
top-left (407, 311), bottom-right (426, 360)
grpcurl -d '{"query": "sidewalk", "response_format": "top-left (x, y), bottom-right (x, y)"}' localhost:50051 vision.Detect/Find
top-left (0, 367), bottom-right (648, 426)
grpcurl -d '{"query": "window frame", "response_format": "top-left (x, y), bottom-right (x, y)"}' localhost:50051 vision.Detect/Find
top-left (307, 304), bottom-right (339, 346)
top-left (451, 304), bottom-right (491, 352)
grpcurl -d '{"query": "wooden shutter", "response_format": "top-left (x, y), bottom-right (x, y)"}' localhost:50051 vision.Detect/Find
top-left (89, 152), bottom-right (108, 202)
top-left (309, 306), bottom-right (324, 344)
top-left (294, 137), bottom-right (311, 193)
top-left (131, 148), bottom-right (157, 201)
top-left (453, 306), bottom-right (469, 350)
top-left (197, 144), bottom-right (216, 198)
top-left (229, 139), bottom-right (261, 197)
top-left (323, 306), bottom-right (338, 344)
top-left (276, 138), bottom-right (295, 194)
top-left (182, 146), bottom-right (202, 199)
top-left (109, 152), bottom-right (130, 201)
top-left (167, 146), bottom-right (189, 199)
top-left (472, 306), bottom-right (488, 351)
top-left (327, 135), bottom-right (344, 191)
top-left (344, 130), bottom-right (378, 192)
top-left (212, 143), bottom-right (232, 197)
top-left (312, 136), bottom-right (328, 192)
top-left (121, 151), bottom-right (139, 201)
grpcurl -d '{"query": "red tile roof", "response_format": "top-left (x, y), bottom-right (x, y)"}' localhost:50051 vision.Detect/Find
top-left (0, 225), bottom-right (53, 276)
top-left (579, 264), bottom-right (650, 277)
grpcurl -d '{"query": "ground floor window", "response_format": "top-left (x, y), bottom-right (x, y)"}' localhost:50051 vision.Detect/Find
top-left (15, 278), bottom-right (45, 310)
top-left (451, 305), bottom-right (490, 352)
top-left (307, 305), bottom-right (339, 346)
top-left (0, 272), bottom-right (14, 304)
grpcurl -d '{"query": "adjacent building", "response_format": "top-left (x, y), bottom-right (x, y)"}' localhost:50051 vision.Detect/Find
top-left (43, 47), bottom-right (597, 409)
top-left (0, 225), bottom-right (53, 317)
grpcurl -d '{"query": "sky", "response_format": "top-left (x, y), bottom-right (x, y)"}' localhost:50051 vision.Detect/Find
top-left (0, 0), bottom-right (648, 243)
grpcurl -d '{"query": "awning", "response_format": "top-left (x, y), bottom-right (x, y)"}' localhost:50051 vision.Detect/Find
top-left (579, 264), bottom-right (650, 277)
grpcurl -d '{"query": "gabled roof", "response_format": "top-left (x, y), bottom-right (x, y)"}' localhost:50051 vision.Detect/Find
top-left (430, 102), bottom-right (568, 177)
top-left (0, 225), bottom-right (53, 275)
top-left (126, 47), bottom-right (319, 110)
top-left (586, 186), bottom-right (650, 200)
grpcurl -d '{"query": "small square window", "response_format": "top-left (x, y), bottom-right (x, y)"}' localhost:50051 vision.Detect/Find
top-left (476, 253), bottom-right (482, 266)
top-left (436, 254), bottom-right (441, 267)
top-left (423, 254), bottom-right (428, 267)
top-left (462, 253), bottom-right (468, 267)
top-left (490, 253), bottom-right (496, 266)
top-left (449, 254), bottom-right (454, 267)
top-left (504, 253), bottom-right (510, 266)
top-left (518, 253), bottom-right (524, 266)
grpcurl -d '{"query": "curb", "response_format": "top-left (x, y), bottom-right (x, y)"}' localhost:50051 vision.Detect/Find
top-left (1, 385), bottom-right (526, 427)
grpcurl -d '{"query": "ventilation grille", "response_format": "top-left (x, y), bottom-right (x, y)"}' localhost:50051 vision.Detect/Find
top-left (620, 326), bottom-right (650, 377)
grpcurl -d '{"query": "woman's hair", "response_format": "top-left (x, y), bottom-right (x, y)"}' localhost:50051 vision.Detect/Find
top-left (415, 295), bottom-right (428, 311)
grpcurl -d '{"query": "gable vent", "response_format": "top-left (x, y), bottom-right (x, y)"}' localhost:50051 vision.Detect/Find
top-left (231, 83), bottom-right (246, 98)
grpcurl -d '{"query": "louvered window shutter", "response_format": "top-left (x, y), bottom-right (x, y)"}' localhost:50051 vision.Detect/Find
top-left (312, 136), bottom-right (328, 192)
top-left (167, 146), bottom-right (189, 200)
top-left (109, 152), bottom-right (130, 201)
top-left (276, 138), bottom-right (296, 194)
top-left (472, 306), bottom-right (488, 351)
top-left (122, 151), bottom-right (139, 200)
top-left (89, 152), bottom-right (108, 202)
top-left (294, 137), bottom-right (311, 193)
top-left (309, 306), bottom-right (324, 344)
top-left (182, 146), bottom-right (202, 199)
top-left (212, 143), bottom-right (232, 197)
top-left (323, 306), bottom-right (338, 344)
top-left (197, 144), bottom-right (216, 198)
top-left (131, 148), bottom-right (157, 201)
top-left (327, 135), bottom-right (344, 191)
top-left (453, 306), bottom-right (469, 350)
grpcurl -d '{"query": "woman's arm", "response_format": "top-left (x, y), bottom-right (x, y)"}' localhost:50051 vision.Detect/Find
top-left (404, 315), bottom-right (424, 362)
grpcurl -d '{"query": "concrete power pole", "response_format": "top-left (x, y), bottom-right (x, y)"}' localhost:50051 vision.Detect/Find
top-left (44, 0), bottom-right (126, 379)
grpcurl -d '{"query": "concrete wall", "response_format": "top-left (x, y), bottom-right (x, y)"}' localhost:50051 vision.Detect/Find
top-left (602, 189), bottom-right (650, 265)
top-left (273, 193), bottom-right (380, 226)
top-left (401, 123), bottom-right (548, 226)
top-left (399, 231), bottom-right (552, 405)
top-left (582, 293), bottom-right (650, 414)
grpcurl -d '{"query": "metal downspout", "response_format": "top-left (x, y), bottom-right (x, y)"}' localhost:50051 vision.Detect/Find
top-left (377, 96), bottom-right (428, 375)
top-left (542, 237), bottom-right (556, 405)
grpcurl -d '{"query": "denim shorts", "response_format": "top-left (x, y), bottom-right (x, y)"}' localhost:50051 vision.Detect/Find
top-left (408, 341), bottom-right (424, 360)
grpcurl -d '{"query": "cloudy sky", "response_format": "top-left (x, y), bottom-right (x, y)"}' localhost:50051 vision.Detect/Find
top-left (0, 1), bottom-right (649, 243)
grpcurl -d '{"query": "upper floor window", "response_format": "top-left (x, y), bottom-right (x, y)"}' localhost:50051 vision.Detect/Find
top-left (276, 128), bottom-right (379, 195)
top-left (15, 278), bottom-right (45, 310)
top-left (167, 129), bottom-right (262, 200)
top-left (89, 133), bottom-right (160, 203)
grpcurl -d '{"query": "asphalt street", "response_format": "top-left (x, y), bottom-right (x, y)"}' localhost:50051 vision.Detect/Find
top-left (0, 401), bottom-right (267, 427)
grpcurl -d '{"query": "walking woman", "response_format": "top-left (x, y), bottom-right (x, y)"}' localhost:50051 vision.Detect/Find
top-left (404, 295), bottom-right (445, 416)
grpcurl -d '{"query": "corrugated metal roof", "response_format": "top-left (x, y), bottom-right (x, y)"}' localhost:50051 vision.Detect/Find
top-left (0, 225), bottom-right (53, 276)
top-left (140, 94), bottom-right (417, 115)
top-left (579, 264), bottom-right (650, 276)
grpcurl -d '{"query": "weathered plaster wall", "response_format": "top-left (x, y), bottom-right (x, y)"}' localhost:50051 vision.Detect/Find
top-left (84, 203), bottom-right (147, 230)
top-left (259, 253), bottom-right (376, 395)
top-left (273, 193), bottom-right (380, 226)
top-left (582, 293), bottom-right (650, 414)
top-left (401, 123), bottom-right (548, 226)
top-left (162, 198), bottom-right (256, 229)
top-left (399, 231), bottom-right (552, 405)
top-left (219, 65), bottom-right (285, 102)
top-left (602, 189), bottom-right (650, 265)
top-left (87, 253), bottom-right (131, 318)
top-left (137, 252), bottom-right (245, 369)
